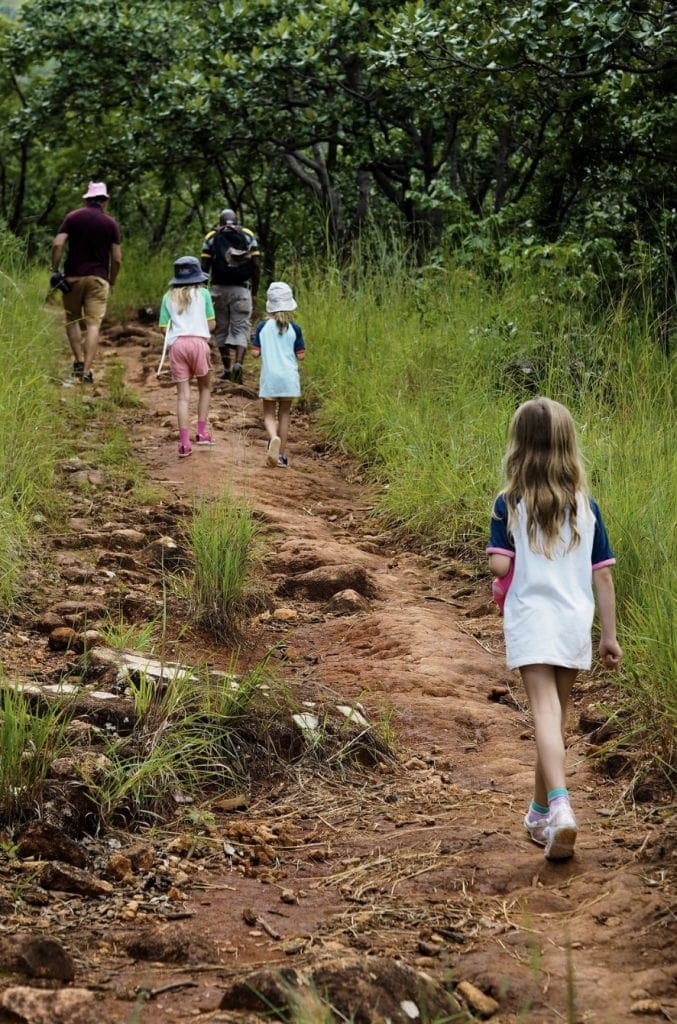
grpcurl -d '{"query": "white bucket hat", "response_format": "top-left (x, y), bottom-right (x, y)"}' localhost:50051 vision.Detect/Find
top-left (266, 281), bottom-right (297, 313)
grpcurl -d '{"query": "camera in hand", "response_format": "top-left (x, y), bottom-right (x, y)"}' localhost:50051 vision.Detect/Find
top-left (50, 271), bottom-right (72, 294)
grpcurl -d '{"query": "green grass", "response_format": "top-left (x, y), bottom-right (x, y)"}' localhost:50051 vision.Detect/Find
top-left (0, 239), bottom-right (69, 607)
top-left (95, 659), bottom-right (270, 824)
top-left (0, 685), bottom-right (73, 825)
top-left (188, 488), bottom-right (263, 634)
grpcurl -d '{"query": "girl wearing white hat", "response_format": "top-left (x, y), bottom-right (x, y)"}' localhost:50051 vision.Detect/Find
top-left (251, 282), bottom-right (306, 468)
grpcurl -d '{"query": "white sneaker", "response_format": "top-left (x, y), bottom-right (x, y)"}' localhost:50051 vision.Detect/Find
top-left (524, 813), bottom-right (549, 847)
top-left (544, 802), bottom-right (577, 861)
top-left (266, 436), bottom-right (281, 466)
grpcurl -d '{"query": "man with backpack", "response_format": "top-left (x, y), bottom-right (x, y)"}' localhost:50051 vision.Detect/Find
top-left (200, 209), bottom-right (260, 383)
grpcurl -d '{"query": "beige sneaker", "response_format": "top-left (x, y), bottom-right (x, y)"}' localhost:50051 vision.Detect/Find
top-left (266, 436), bottom-right (281, 466)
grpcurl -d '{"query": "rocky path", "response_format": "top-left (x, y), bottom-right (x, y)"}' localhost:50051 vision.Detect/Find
top-left (0, 328), bottom-right (674, 1024)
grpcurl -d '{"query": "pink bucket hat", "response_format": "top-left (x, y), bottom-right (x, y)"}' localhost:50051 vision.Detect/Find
top-left (83, 181), bottom-right (109, 200)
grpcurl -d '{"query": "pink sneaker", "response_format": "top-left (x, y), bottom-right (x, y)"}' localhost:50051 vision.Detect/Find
top-left (178, 444), bottom-right (192, 458)
top-left (524, 812), bottom-right (549, 847)
top-left (544, 802), bottom-right (577, 860)
top-left (195, 433), bottom-right (216, 446)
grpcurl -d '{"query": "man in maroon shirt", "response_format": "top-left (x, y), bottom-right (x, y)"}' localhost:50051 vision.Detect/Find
top-left (51, 182), bottom-right (122, 382)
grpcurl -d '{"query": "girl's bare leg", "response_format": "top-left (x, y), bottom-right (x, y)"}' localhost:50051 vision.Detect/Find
top-left (196, 374), bottom-right (211, 424)
top-left (277, 399), bottom-right (293, 453)
top-left (176, 380), bottom-right (191, 432)
top-left (262, 399), bottom-right (279, 441)
top-left (521, 664), bottom-right (576, 804)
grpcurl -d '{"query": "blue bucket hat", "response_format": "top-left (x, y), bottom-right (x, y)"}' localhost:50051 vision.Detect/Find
top-left (170, 256), bottom-right (208, 286)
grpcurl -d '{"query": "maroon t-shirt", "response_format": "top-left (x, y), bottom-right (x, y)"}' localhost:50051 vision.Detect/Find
top-left (59, 205), bottom-right (121, 280)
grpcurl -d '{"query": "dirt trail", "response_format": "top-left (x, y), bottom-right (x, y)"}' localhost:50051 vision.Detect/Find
top-left (1, 331), bottom-right (674, 1024)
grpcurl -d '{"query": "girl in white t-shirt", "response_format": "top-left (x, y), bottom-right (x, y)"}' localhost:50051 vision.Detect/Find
top-left (487, 398), bottom-right (622, 861)
top-left (251, 282), bottom-right (306, 468)
top-left (158, 256), bottom-right (216, 458)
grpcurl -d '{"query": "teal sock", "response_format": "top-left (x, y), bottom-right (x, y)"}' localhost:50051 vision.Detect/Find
top-left (530, 800), bottom-right (549, 816)
top-left (547, 788), bottom-right (568, 802)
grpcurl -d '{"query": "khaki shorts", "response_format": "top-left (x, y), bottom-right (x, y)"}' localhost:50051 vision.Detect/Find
top-left (62, 276), bottom-right (110, 328)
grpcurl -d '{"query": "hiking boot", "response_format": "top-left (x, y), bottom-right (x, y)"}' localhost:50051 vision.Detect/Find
top-left (524, 812), bottom-right (549, 847)
top-left (231, 362), bottom-right (243, 384)
top-left (218, 368), bottom-right (232, 381)
top-left (73, 360), bottom-right (84, 379)
top-left (544, 802), bottom-right (577, 861)
top-left (277, 454), bottom-right (289, 468)
top-left (195, 433), bottom-right (216, 446)
top-left (178, 443), bottom-right (193, 458)
top-left (266, 436), bottom-right (281, 467)
top-left (81, 371), bottom-right (94, 384)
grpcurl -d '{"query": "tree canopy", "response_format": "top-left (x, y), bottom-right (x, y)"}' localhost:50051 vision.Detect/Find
top-left (1, 0), bottom-right (674, 281)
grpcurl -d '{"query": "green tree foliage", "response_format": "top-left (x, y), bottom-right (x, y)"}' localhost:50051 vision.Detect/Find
top-left (0, 0), bottom-right (674, 291)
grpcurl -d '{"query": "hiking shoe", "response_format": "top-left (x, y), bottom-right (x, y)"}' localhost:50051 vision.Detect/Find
top-left (218, 368), bottom-right (232, 381)
top-left (73, 360), bottom-right (84, 379)
top-left (231, 362), bottom-right (243, 384)
top-left (544, 802), bottom-right (577, 861)
top-left (277, 454), bottom-right (289, 468)
top-left (195, 433), bottom-right (216, 446)
top-left (81, 371), bottom-right (94, 384)
top-left (178, 444), bottom-right (193, 458)
top-left (266, 436), bottom-right (281, 466)
top-left (524, 813), bottom-right (549, 847)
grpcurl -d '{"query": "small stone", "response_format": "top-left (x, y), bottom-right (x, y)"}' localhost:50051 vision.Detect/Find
top-left (146, 535), bottom-right (180, 567)
top-left (104, 853), bottom-right (133, 881)
top-left (456, 980), bottom-right (500, 1018)
top-left (37, 862), bottom-right (113, 898)
top-left (418, 940), bottom-right (442, 957)
top-left (1, 986), bottom-right (95, 1024)
top-left (47, 626), bottom-right (80, 651)
top-left (323, 588), bottom-right (370, 615)
top-left (631, 1000), bottom-right (667, 1016)
top-left (272, 607), bottom-right (298, 622)
top-left (111, 528), bottom-right (147, 550)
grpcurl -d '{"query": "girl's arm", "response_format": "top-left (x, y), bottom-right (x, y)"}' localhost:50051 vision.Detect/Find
top-left (488, 553), bottom-right (512, 578)
top-left (592, 567), bottom-right (622, 669)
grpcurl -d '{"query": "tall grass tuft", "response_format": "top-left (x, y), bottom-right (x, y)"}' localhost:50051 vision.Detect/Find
top-left (96, 661), bottom-right (268, 824)
top-left (188, 488), bottom-right (262, 633)
top-left (0, 235), bottom-right (68, 607)
top-left (0, 686), bottom-right (72, 825)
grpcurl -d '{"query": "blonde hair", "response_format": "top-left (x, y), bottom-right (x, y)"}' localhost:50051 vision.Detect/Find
top-left (269, 310), bottom-right (293, 334)
top-left (503, 397), bottom-right (587, 557)
top-left (170, 284), bottom-right (200, 315)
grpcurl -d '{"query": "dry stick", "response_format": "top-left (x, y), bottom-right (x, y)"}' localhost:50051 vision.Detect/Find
top-left (455, 621), bottom-right (498, 654)
top-left (140, 980), bottom-right (199, 1000)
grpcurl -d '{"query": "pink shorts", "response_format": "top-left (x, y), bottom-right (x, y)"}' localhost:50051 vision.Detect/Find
top-left (169, 335), bottom-right (212, 382)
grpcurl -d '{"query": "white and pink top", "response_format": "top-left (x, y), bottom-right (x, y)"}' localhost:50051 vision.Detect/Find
top-left (487, 493), bottom-right (615, 670)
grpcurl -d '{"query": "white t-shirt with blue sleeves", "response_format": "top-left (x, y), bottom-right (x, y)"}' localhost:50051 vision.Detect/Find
top-left (487, 493), bottom-right (615, 670)
top-left (252, 318), bottom-right (305, 398)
